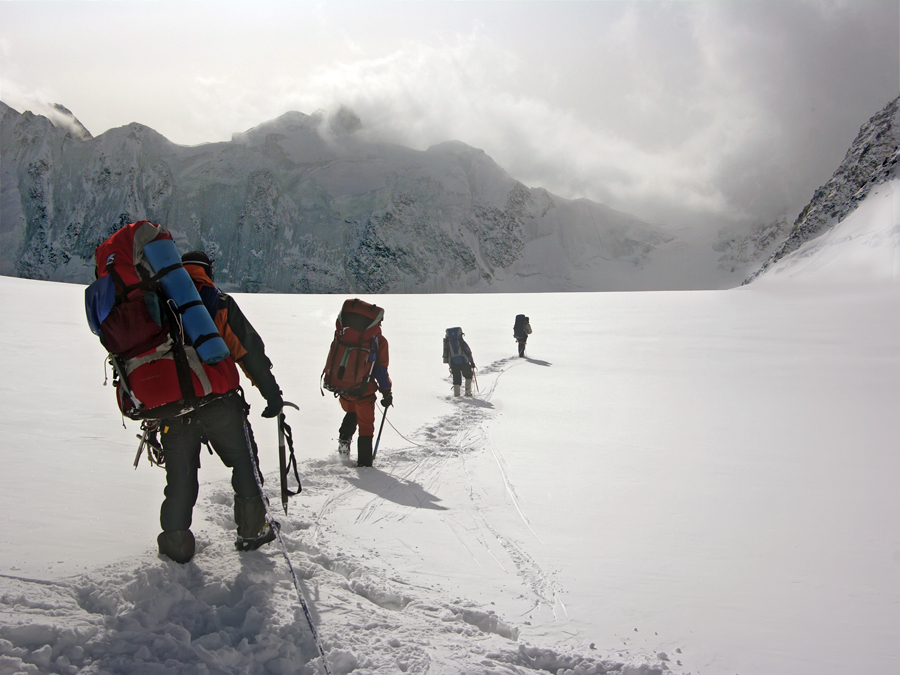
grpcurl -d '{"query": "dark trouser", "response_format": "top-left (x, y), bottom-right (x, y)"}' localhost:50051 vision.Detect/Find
top-left (516, 336), bottom-right (527, 357)
top-left (357, 436), bottom-right (373, 467)
top-left (339, 411), bottom-right (358, 441)
top-left (450, 363), bottom-right (473, 386)
top-left (159, 393), bottom-right (261, 533)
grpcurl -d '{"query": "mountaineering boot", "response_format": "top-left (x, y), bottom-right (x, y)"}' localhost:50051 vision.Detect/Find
top-left (158, 530), bottom-right (196, 564)
top-left (465, 379), bottom-right (473, 396)
top-left (235, 520), bottom-right (278, 552)
top-left (357, 435), bottom-right (374, 467)
top-left (234, 494), bottom-right (267, 538)
top-left (234, 494), bottom-right (278, 551)
top-left (453, 384), bottom-right (461, 397)
top-left (338, 437), bottom-right (351, 455)
top-left (234, 494), bottom-right (276, 551)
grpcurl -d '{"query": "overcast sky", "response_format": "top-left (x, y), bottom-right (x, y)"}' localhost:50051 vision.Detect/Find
top-left (1, 1), bottom-right (898, 233)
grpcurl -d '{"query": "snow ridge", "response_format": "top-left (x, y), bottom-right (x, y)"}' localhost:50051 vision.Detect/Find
top-left (746, 94), bottom-right (900, 283)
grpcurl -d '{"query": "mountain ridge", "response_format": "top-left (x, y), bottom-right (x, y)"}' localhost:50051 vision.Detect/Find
top-left (1, 100), bottom-right (743, 292)
top-left (7, 96), bottom-right (896, 293)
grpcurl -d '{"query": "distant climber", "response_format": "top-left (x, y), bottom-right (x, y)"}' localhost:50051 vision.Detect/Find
top-left (321, 298), bottom-right (393, 467)
top-left (514, 314), bottom-right (532, 358)
top-left (443, 327), bottom-right (476, 397)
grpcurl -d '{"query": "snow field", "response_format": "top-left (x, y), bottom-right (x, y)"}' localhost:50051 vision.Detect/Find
top-left (1, 266), bottom-right (899, 673)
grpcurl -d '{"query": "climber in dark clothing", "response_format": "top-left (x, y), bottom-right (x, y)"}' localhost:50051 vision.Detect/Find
top-left (443, 327), bottom-right (476, 396)
top-left (155, 251), bottom-right (284, 564)
top-left (513, 314), bottom-right (531, 358)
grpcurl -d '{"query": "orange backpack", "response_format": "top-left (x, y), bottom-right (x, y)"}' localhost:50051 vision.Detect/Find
top-left (321, 299), bottom-right (384, 398)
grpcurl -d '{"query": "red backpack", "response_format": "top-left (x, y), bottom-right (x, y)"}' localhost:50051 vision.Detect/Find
top-left (85, 221), bottom-right (238, 419)
top-left (321, 299), bottom-right (384, 398)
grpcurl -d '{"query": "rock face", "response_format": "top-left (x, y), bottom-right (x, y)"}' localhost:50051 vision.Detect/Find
top-left (4, 101), bottom-right (743, 292)
top-left (746, 95), bottom-right (900, 283)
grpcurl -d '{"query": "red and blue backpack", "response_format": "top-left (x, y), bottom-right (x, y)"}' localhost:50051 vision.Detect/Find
top-left (85, 220), bottom-right (237, 419)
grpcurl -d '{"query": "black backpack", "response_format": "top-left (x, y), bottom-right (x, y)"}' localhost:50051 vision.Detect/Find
top-left (444, 327), bottom-right (469, 366)
top-left (514, 314), bottom-right (532, 336)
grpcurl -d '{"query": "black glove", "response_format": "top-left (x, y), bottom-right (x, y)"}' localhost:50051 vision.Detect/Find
top-left (381, 390), bottom-right (393, 408)
top-left (261, 395), bottom-right (284, 418)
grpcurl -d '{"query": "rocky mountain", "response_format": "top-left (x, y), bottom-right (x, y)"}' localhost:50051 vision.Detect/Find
top-left (1, 101), bottom-right (741, 293)
top-left (713, 216), bottom-right (794, 276)
top-left (745, 95), bottom-right (900, 283)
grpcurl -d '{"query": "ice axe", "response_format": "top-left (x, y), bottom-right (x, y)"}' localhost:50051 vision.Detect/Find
top-left (133, 420), bottom-right (164, 469)
top-left (278, 401), bottom-right (301, 515)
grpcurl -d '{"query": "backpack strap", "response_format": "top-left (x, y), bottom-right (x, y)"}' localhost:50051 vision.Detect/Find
top-left (106, 261), bottom-right (145, 300)
top-left (162, 299), bottom-right (201, 409)
top-left (147, 262), bottom-right (184, 281)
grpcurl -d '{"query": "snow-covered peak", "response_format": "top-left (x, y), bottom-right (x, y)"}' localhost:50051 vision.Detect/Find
top-left (47, 103), bottom-right (93, 141)
top-left (0, 100), bottom-right (93, 141)
top-left (231, 110), bottom-right (322, 143)
top-left (426, 139), bottom-right (488, 157)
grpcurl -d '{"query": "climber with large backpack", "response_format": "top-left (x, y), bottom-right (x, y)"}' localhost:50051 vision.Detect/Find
top-left (443, 327), bottom-right (476, 397)
top-left (85, 221), bottom-right (284, 564)
top-left (321, 298), bottom-right (393, 467)
top-left (513, 313), bottom-right (532, 358)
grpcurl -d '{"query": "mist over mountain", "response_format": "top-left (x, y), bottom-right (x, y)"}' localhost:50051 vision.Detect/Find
top-left (1, 101), bottom-right (760, 293)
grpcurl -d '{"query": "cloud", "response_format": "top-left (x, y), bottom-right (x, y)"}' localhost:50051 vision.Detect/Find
top-left (2, 0), bottom-right (896, 235)
top-left (206, 1), bottom-right (893, 233)
top-left (235, 26), bottom-right (763, 230)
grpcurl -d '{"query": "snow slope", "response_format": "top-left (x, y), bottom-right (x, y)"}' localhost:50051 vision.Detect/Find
top-left (1, 182), bottom-right (899, 674)
top-left (746, 95), bottom-right (900, 284)
top-left (751, 179), bottom-right (900, 286)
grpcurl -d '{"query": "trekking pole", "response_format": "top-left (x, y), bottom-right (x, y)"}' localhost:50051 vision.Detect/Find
top-left (372, 405), bottom-right (389, 459)
top-left (473, 370), bottom-right (480, 393)
top-left (278, 401), bottom-right (301, 515)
